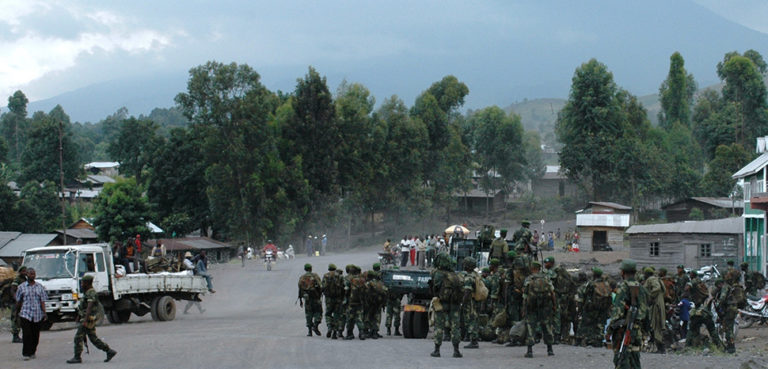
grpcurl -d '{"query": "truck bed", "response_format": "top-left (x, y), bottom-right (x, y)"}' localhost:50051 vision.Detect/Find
top-left (113, 271), bottom-right (208, 298)
top-left (381, 269), bottom-right (431, 297)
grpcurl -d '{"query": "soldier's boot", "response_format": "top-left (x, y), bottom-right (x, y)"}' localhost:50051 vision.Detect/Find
top-left (358, 332), bottom-right (366, 340)
top-left (547, 344), bottom-right (554, 356)
top-left (452, 343), bottom-right (463, 358)
top-left (524, 345), bottom-right (533, 358)
top-left (313, 324), bottom-right (322, 336)
top-left (376, 331), bottom-right (383, 338)
top-left (656, 342), bottom-right (666, 354)
top-left (726, 343), bottom-right (736, 354)
top-left (105, 349), bottom-right (117, 362)
top-left (66, 356), bottom-right (82, 364)
top-left (370, 330), bottom-right (379, 340)
top-left (343, 328), bottom-right (355, 340)
top-left (12, 333), bottom-right (22, 343)
top-left (430, 344), bottom-right (441, 357)
top-left (464, 340), bottom-right (479, 349)
top-left (387, 327), bottom-right (392, 336)
top-left (307, 327), bottom-right (313, 337)
top-left (331, 330), bottom-right (337, 339)
top-left (326, 328), bottom-right (332, 338)
top-left (394, 327), bottom-right (401, 336)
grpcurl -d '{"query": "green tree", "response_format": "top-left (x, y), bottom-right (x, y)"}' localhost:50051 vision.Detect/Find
top-left (107, 117), bottom-right (162, 185)
top-left (522, 131), bottom-right (545, 182)
top-left (93, 178), bottom-right (151, 242)
top-left (19, 106), bottom-right (80, 186)
top-left (716, 51), bottom-right (768, 146)
top-left (14, 180), bottom-right (61, 233)
top-left (700, 143), bottom-right (752, 196)
top-left (0, 180), bottom-right (19, 230)
top-left (0, 90), bottom-right (29, 163)
top-left (658, 52), bottom-right (696, 129)
top-left (692, 90), bottom-right (738, 160)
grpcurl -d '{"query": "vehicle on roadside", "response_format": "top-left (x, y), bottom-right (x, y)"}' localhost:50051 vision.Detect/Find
top-left (738, 294), bottom-right (768, 329)
top-left (381, 268), bottom-right (432, 339)
top-left (22, 243), bottom-right (208, 329)
top-left (264, 249), bottom-right (275, 271)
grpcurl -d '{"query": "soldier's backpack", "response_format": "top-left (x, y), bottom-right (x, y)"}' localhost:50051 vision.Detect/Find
top-left (324, 272), bottom-right (344, 298)
top-left (299, 274), bottom-right (320, 298)
top-left (367, 279), bottom-right (388, 307)
top-left (729, 284), bottom-right (747, 309)
top-left (513, 256), bottom-right (530, 290)
top-left (349, 274), bottom-right (368, 303)
top-left (438, 271), bottom-right (463, 303)
top-left (527, 274), bottom-right (552, 307)
top-left (473, 274), bottom-right (489, 302)
top-left (591, 280), bottom-right (613, 309)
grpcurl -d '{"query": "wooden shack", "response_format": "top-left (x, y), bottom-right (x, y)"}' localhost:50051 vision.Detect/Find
top-left (626, 217), bottom-right (742, 270)
top-left (575, 202), bottom-right (631, 251)
top-left (662, 197), bottom-right (744, 222)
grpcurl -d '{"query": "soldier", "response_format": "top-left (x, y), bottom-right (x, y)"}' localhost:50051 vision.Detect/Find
top-left (430, 253), bottom-right (463, 358)
top-left (66, 275), bottom-right (117, 364)
top-left (364, 265), bottom-right (387, 339)
top-left (643, 267), bottom-right (666, 354)
top-left (385, 280), bottom-right (403, 336)
top-left (522, 261), bottom-right (555, 358)
top-left (544, 256), bottom-right (576, 344)
top-left (714, 278), bottom-right (738, 353)
top-left (724, 260), bottom-right (741, 286)
top-left (686, 271), bottom-right (724, 349)
top-left (10, 266), bottom-right (27, 343)
top-left (576, 267), bottom-right (612, 347)
top-left (674, 265), bottom-right (690, 299)
top-left (344, 265), bottom-right (367, 340)
top-left (609, 260), bottom-right (648, 369)
top-left (341, 265), bottom-right (352, 337)
top-left (489, 229), bottom-right (509, 262)
top-left (461, 257), bottom-right (481, 349)
top-left (321, 264), bottom-right (345, 339)
top-left (298, 264), bottom-right (323, 337)
top-left (512, 220), bottom-right (534, 255)
top-left (486, 259), bottom-right (501, 316)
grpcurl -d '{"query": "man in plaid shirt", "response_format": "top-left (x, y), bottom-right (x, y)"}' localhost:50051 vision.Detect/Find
top-left (15, 268), bottom-right (48, 361)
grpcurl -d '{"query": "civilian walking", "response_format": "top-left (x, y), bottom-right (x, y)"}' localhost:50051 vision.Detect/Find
top-left (14, 268), bottom-right (48, 360)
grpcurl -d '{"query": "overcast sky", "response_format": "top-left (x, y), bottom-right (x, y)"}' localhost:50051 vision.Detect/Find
top-left (1, 0), bottom-right (767, 117)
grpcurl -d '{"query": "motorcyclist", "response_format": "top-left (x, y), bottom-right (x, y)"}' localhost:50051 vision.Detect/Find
top-left (262, 241), bottom-right (278, 259)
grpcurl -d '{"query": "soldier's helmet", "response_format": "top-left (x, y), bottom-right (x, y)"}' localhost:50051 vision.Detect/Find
top-left (434, 253), bottom-right (452, 271)
top-left (462, 257), bottom-right (477, 270)
top-left (328, 264), bottom-right (337, 271)
top-left (521, 220), bottom-right (531, 227)
top-left (304, 263), bottom-right (312, 271)
top-left (619, 259), bottom-right (637, 273)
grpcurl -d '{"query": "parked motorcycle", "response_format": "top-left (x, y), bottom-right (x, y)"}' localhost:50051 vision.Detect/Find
top-left (738, 294), bottom-right (768, 329)
top-left (264, 249), bottom-right (275, 271)
top-left (697, 264), bottom-right (721, 285)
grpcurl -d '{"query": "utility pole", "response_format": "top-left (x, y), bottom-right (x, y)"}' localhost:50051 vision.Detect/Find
top-left (58, 119), bottom-right (67, 243)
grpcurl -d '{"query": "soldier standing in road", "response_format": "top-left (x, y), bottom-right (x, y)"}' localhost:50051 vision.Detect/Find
top-left (609, 260), bottom-right (648, 369)
top-left (322, 264), bottom-right (344, 339)
top-left (489, 229), bottom-right (509, 262)
top-left (714, 278), bottom-right (738, 353)
top-left (10, 266), bottom-right (27, 343)
top-left (522, 261), bottom-right (555, 357)
top-left (685, 271), bottom-right (724, 349)
top-left (544, 256), bottom-right (576, 344)
top-left (344, 265), bottom-right (367, 340)
top-left (298, 264), bottom-right (323, 337)
top-left (364, 268), bottom-right (387, 339)
top-left (643, 267), bottom-right (667, 353)
top-left (66, 275), bottom-right (117, 364)
top-left (576, 267), bottom-right (612, 347)
top-left (512, 220), bottom-right (534, 255)
top-left (461, 257), bottom-right (480, 349)
top-left (430, 253), bottom-right (463, 358)
top-left (385, 283), bottom-right (403, 336)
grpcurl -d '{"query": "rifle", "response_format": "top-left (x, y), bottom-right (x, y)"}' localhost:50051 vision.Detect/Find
top-left (84, 333), bottom-right (90, 355)
top-left (616, 286), bottom-right (639, 369)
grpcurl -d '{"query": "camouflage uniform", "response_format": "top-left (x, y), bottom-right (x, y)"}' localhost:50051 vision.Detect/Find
top-left (715, 281), bottom-right (737, 353)
top-left (298, 270), bottom-right (323, 334)
top-left (674, 268), bottom-right (690, 298)
top-left (344, 267), bottom-right (367, 340)
top-left (488, 237), bottom-right (509, 262)
top-left (545, 261), bottom-right (576, 343)
top-left (321, 266), bottom-right (345, 338)
top-left (686, 277), bottom-right (723, 349)
top-left (576, 275), bottom-right (612, 346)
top-left (430, 253), bottom-right (462, 358)
top-left (385, 291), bottom-right (403, 335)
top-left (364, 271), bottom-right (386, 338)
top-left (522, 267), bottom-right (555, 356)
top-left (71, 286), bottom-right (114, 362)
top-left (512, 225), bottom-right (533, 253)
top-left (461, 269), bottom-right (480, 345)
top-left (10, 273), bottom-right (27, 341)
top-left (610, 261), bottom-right (648, 369)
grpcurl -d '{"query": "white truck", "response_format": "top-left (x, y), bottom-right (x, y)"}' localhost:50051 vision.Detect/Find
top-left (21, 243), bottom-right (208, 329)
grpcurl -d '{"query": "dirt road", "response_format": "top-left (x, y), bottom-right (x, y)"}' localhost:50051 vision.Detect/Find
top-left (1, 247), bottom-right (766, 369)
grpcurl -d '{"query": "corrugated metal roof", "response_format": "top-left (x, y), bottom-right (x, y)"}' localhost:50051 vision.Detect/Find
top-left (662, 197), bottom-right (744, 209)
top-left (55, 228), bottom-right (98, 239)
top-left (576, 214), bottom-right (631, 227)
top-left (85, 175), bottom-right (116, 184)
top-left (588, 201), bottom-right (632, 210)
top-left (84, 162), bottom-right (119, 169)
top-left (733, 152), bottom-right (768, 179)
top-left (152, 237), bottom-right (231, 251)
top-left (454, 188), bottom-right (502, 198)
top-left (0, 231), bottom-right (21, 249)
top-left (626, 217), bottom-right (742, 235)
top-left (0, 234), bottom-right (58, 257)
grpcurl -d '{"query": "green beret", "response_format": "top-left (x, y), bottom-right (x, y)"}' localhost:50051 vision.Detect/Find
top-left (500, 229), bottom-right (508, 236)
top-left (620, 260), bottom-right (637, 273)
top-left (81, 275), bottom-right (94, 282)
top-left (372, 263), bottom-right (381, 271)
top-left (689, 270), bottom-right (698, 276)
top-left (741, 262), bottom-right (749, 268)
top-left (592, 267), bottom-right (603, 276)
top-left (531, 261), bottom-right (542, 268)
top-left (328, 264), bottom-right (337, 271)
top-left (727, 260), bottom-right (734, 266)
top-left (507, 250), bottom-right (517, 258)
top-left (345, 264), bottom-right (353, 272)
top-left (489, 258), bottom-right (500, 266)
top-left (481, 267), bottom-right (490, 273)
top-left (544, 256), bottom-right (554, 263)
top-left (304, 263), bottom-right (312, 271)
top-left (658, 267), bottom-right (667, 274)
top-left (677, 264), bottom-right (684, 269)
top-left (521, 220), bottom-right (531, 226)
top-left (462, 257), bottom-right (477, 270)
top-left (643, 267), bottom-right (654, 274)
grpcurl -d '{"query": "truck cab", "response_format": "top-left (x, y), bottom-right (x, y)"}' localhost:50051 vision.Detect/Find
top-left (21, 244), bottom-right (112, 324)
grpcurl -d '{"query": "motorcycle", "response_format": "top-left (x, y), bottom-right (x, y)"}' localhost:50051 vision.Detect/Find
top-left (697, 264), bottom-right (721, 286)
top-left (738, 294), bottom-right (768, 329)
top-left (264, 249), bottom-right (275, 271)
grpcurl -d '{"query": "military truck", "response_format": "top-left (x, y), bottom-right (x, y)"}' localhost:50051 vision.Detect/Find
top-left (381, 268), bottom-right (432, 338)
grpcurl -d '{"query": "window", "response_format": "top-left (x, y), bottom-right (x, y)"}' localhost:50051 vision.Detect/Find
top-left (649, 242), bottom-right (659, 257)
top-left (78, 253), bottom-right (95, 276)
top-left (758, 180), bottom-right (765, 193)
top-left (95, 252), bottom-right (105, 272)
top-left (744, 182), bottom-right (751, 201)
top-left (700, 243), bottom-right (712, 257)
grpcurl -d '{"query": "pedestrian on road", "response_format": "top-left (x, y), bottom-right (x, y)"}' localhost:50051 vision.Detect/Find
top-left (522, 261), bottom-right (555, 358)
top-left (14, 268), bottom-right (48, 361)
top-left (306, 236), bottom-right (314, 257)
top-left (66, 275), bottom-right (117, 364)
top-left (321, 235), bottom-right (327, 256)
top-left (10, 266), bottom-right (28, 343)
top-left (237, 244), bottom-right (245, 267)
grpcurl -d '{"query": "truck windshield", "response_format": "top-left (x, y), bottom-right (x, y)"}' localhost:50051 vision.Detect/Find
top-left (23, 250), bottom-right (76, 280)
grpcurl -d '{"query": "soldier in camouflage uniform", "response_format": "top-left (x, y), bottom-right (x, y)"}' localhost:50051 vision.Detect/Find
top-left (724, 260), bottom-right (741, 286)
top-left (522, 261), bottom-right (555, 357)
top-left (364, 266), bottom-right (386, 339)
top-left (341, 265), bottom-right (352, 337)
top-left (576, 267), bottom-right (612, 347)
top-left (489, 229), bottom-right (509, 263)
top-left (430, 253), bottom-right (463, 358)
top-left (461, 257), bottom-right (480, 349)
top-left (66, 275), bottom-right (117, 364)
top-left (512, 220), bottom-right (533, 254)
top-left (344, 265), bottom-right (367, 340)
top-left (385, 284), bottom-right (403, 336)
top-left (674, 265), bottom-right (689, 300)
top-left (321, 264), bottom-right (345, 339)
top-left (298, 264), bottom-right (323, 337)
top-left (714, 278), bottom-right (737, 353)
top-left (486, 259), bottom-right (501, 317)
top-left (609, 260), bottom-right (648, 369)
top-left (643, 267), bottom-right (667, 353)
top-left (10, 266), bottom-right (27, 343)
top-left (544, 256), bottom-right (576, 344)
top-left (685, 271), bottom-right (724, 349)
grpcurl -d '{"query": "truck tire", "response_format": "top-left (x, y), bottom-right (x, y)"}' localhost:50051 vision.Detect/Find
top-left (106, 310), bottom-right (119, 324)
top-left (402, 311), bottom-right (414, 338)
top-left (413, 311), bottom-right (429, 338)
top-left (150, 296), bottom-right (162, 321)
top-left (156, 295), bottom-right (176, 321)
top-left (117, 310), bottom-right (131, 323)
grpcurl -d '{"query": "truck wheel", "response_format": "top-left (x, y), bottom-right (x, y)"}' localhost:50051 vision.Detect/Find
top-left (150, 296), bottom-right (162, 321)
top-left (156, 295), bottom-right (176, 321)
top-left (413, 311), bottom-right (429, 338)
top-left (106, 310), bottom-right (119, 324)
top-left (402, 311), bottom-right (414, 338)
top-left (117, 310), bottom-right (131, 323)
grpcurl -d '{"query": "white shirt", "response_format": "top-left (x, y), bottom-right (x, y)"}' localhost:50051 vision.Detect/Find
top-left (400, 240), bottom-right (409, 252)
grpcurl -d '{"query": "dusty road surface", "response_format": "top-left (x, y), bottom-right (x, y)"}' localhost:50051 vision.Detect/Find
top-left (1, 247), bottom-right (766, 369)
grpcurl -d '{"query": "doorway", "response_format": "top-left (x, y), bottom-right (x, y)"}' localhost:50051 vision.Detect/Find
top-left (593, 231), bottom-right (608, 250)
